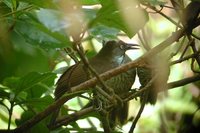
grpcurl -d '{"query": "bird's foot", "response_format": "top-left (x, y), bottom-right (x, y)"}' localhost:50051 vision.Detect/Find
top-left (94, 99), bottom-right (103, 111)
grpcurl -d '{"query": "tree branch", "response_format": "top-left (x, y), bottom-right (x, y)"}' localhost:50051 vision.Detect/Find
top-left (13, 29), bottom-right (185, 132)
top-left (168, 74), bottom-right (200, 89)
top-left (50, 74), bottom-right (200, 129)
top-left (50, 106), bottom-right (94, 130)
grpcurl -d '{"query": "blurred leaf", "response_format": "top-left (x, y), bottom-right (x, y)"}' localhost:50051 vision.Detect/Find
top-left (141, 0), bottom-right (167, 6)
top-left (19, 96), bottom-right (54, 112)
top-left (0, 1), bottom-right (12, 15)
top-left (165, 98), bottom-right (197, 114)
top-left (15, 13), bottom-right (70, 50)
top-left (89, 24), bottom-right (119, 41)
top-left (2, 77), bottom-right (20, 92)
top-left (83, 8), bottom-right (98, 23)
top-left (0, 89), bottom-right (10, 99)
top-left (90, 0), bottom-right (148, 38)
top-left (36, 9), bottom-right (67, 33)
top-left (18, 0), bottom-right (56, 8)
top-left (26, 84), bottom-right (48, 99)
top-left (16, 72), bottom-right (56, 94)
top-left (2, 72), bottom-right (56, 98)
top-left (81, 0), bottom-right (100, 5)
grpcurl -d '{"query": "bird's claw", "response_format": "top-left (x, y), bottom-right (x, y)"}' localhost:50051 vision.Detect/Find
top-left (94, 100), bottom-right (103, 111)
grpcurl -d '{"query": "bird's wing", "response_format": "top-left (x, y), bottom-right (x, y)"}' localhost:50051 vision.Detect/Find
top-left (54, 62), bottom-right (88, 99)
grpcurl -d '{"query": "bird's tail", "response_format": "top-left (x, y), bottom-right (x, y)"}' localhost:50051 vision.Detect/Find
top-left (109, 102), bottom-right (129, 128)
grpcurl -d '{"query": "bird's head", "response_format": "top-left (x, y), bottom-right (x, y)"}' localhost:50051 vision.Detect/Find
top-left (98, 40), bottom-right (139, 58)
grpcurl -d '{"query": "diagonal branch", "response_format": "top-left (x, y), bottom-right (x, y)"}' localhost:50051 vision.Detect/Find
top-left (13, 29), bottom-right (185, 132)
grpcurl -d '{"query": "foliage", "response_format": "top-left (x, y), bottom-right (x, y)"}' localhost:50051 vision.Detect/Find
top-left (0, 0), bottom-right (200, 133)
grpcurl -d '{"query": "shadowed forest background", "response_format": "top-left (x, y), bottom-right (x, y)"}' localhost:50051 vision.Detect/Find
top-left (0, 0), bottom-right (200, 133)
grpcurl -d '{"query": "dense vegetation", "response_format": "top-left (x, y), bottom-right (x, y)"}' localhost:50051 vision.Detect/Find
top-left (0, 0), bottom-right (200, 132)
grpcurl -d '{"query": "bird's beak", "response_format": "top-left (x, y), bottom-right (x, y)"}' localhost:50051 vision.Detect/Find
top-left (125, 43), bottom-right (140, 50)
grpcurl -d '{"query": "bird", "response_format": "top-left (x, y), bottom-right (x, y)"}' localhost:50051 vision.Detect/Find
top-left (50, 40), bottom-right (139, 129)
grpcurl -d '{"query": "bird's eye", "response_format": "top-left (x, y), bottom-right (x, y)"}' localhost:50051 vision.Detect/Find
top-left (119, 44), bottom-right (125, 50)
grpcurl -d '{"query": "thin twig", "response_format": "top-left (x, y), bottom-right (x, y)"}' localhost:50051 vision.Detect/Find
top-left (64, 47), bottom-right (79, 63)
top-left (0, 5), bottom-right (34, 19)
top-left (170, 36), bottom-right (186, 58)
top-left (50, 106), bottom-right (94, 130)
top-left (129, 76), bottom-right (156, 133)
top-left (188, 37), bottom-right (200, 66)
top-left (167, 74), bottom-right (200, 89)
top-left (73, 41), bottom-right (118, 104)
top-left (170, 50), bottom-right (200, 65)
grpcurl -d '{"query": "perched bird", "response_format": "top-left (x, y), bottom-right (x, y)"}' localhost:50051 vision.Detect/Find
top-left (51, 40), bottom-right (139, 129)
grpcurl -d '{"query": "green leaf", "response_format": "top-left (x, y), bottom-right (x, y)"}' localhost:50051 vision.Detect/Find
top-left (81, 0), bottom-right (100, 5)
top-left (2, 77), bottom-right (20, 92)
top-left (90, 0), bottom-right (149, 38)
top-left (0, 1), bottom-right (12, 15)
top-left (26, 84), bottom-right (47, 99)
top-left (15, 13), bottom-right (70, 50)
top-left (19, 96), bottom-right (54, 112)
top-left (36, 9), bottom-right (67, 33)
top-left (17, 72), bottom-right (56, 93)
top-left (89, 24), bottom-right (119, 41)
top-left (0, 85), bottom-right (10, 99)
top-left (2, 72), bottom-right (56, 98)
top-left (18, 0), bottom-right (56, 8)
top-left (141, 0), bottom-right (167, 6)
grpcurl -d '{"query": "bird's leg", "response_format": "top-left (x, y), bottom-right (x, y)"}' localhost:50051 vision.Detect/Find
top-left (93, 90), bottom-right (113, 132)
top-left (106, 86), bottom-right (124, 108)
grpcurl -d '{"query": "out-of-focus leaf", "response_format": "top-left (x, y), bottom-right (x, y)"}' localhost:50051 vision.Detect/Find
top-left (0, 85), bottom-right (9, 99)
top-left (15, 13), bottom-right (70, 50)
top-left (2, 77), bottom-right (20, 92)
top-left (2, 72), bottom-right (56, 98)
top-left (83, 8), bottom-right (98, 23)
top-left (0, 2), bottom-right (12, 15)
top-left (141, 0), bottom-right (167, 6)
top-left (26, 84), bottom-right (48, 99)
top-left (36, 9), bottom-right (67, 32)
top-left (19, 96), bottom-right (53, 112)
top-left (90, 0), bottom-right (149, 38)
top-left (16, 72), bottom-right (56, 93)
top-left (18, 0), bottom-right (56, 8)
top-left (89, 24), bottom-right (119, 41)
top-left (81, 0), bottom-right (100, 5)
